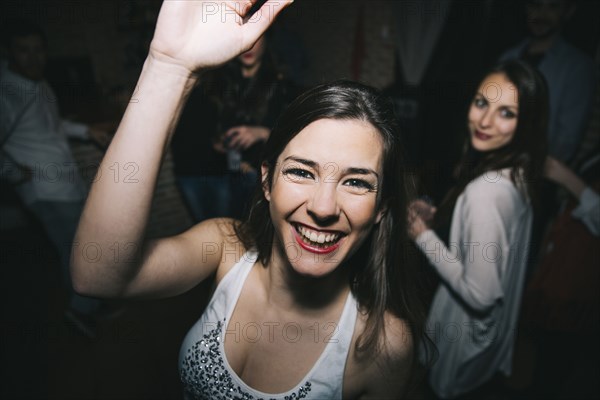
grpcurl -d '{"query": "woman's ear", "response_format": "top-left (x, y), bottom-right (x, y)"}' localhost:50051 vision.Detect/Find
top-left (261, 163), bottom-right (271, 202)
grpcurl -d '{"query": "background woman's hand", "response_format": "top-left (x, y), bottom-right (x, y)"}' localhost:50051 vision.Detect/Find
top-left (408, 199), bottom-right (436, 240)
top-left (149, 0), bottom-right (292, 73)
top-left (411, 199), bottom-right (436, 223)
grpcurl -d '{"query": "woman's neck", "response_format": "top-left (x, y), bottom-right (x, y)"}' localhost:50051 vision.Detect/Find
top-left (261, 247), bottom-right (351, 314)
top-left (241, 61), bottom-right (262, 78)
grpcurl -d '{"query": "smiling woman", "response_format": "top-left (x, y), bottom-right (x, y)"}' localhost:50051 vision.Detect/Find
top-left (468, 73), bottom-right (519, 152)
top-left (219, 81), bottom-right (430, 398)
top-left (408, 60), bottom-right (549, 398)
top-left (70, 1), bottom-right (430, 399)
top-left (267, 119), bottom-right (383, 271)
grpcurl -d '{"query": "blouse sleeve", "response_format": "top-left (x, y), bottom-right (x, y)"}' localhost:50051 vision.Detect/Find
top-left (415, 179), bottom-right (520, 313)
top-left (572, 187), bottom-right (600, 236)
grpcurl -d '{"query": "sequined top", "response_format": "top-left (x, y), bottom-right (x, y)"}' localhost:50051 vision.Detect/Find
top-left (179, 250), bottom-right (358, 400)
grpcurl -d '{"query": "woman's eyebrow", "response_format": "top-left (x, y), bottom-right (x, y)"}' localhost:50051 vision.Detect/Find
top-left (477, 93), bottom-right (518, 109)
top-left (282, 156), bottom-right (318, 169)
top-left (283, 156), bottom-right (379, 178)
top-left (343, 167), bottom-right (379, 179)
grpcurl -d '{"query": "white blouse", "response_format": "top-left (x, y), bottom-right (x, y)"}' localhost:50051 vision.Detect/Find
top-left (416, 169), bottom-right (532, 398)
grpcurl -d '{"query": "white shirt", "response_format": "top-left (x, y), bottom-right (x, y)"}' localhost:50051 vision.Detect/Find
top-left (416, 169), bottom-right (532, 398)
top-left (179, 251), bottom-right (359, 400)
top-left (1, 61), bottom-right (88, 204)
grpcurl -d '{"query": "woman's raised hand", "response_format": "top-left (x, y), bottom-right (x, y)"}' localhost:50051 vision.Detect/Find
top-left (149, 0), bottom-right (292, 73)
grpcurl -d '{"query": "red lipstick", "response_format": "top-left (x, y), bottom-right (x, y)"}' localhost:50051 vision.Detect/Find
top-left (474, 130), bottom-right (492, 140)
top-left (291, 225), bottom-right (342, 255)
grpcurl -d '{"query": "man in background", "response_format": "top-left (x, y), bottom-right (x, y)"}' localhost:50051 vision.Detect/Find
top-left (1, 20), bottom-right (111, 338)
top-left (500, 0), bottom-right (596, 164)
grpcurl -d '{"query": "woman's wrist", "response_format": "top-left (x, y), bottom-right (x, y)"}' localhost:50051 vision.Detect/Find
top-left (145, 51), bottom-right (201, 83)
top-left (413, 227), bottom-right (433, 243)
top-left (132, 54), bottom-right (201, 109)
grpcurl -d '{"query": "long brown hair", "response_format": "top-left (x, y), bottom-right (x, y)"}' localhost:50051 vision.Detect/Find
top-left (436, 60), bottom-right (549, 226)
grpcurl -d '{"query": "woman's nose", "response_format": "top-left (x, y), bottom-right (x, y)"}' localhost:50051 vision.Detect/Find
top-left (479, 109), bottom-right (493, 128)
top-left (307, 182), bottom-right (340, 223)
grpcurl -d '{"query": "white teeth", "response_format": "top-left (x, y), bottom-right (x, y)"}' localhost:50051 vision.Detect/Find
top-left (296, 224), bottom-right (340, 245)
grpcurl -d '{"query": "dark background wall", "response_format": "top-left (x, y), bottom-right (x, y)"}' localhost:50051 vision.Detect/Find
top-left (2, 1), bottom-right (597, 89)
top-left (3, 0), bottom-right (598, 200)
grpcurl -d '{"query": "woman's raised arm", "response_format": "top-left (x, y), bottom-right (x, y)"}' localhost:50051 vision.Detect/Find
top-left (71, 0), bottom-right (292, 299)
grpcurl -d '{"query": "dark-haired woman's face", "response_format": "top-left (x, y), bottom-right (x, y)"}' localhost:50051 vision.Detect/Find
top-left (262, 118), bottom-right (384, 278)
top-left (238, 36), bottom-right (266, 68)
top-left (468, 73), bottom-right (519, 152)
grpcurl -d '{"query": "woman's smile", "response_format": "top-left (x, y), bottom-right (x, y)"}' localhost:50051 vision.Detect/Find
top-left (264, 118), bottom-right (384, 277)
top-left (291, 222), bottom-right (346, 254)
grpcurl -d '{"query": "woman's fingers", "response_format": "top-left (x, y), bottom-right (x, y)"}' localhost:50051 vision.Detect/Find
top-left (150, 0), bottom-right (294, 72)
top-left (241, 0), bottom-right (294, 44)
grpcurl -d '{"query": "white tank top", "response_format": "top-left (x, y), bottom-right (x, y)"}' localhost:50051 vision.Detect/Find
top-left (179, 251), bottom-right (358, 399)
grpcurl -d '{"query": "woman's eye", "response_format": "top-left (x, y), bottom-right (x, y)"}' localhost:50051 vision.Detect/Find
top-left (499, 108), bottom-right (517, 119)
top-left (282, 168), bottom-right (314, 181)
top-left (474, 97), bottom-right (487, 108)
top-left (343, 178), bottom-right (375, 192)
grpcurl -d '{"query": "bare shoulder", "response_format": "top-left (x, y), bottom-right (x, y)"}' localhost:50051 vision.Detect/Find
top-left (179, 218), bottom-right (247, 260)
top-left (344, 311), bottom-right (414, 399)
top-left (116, 218), bottom-right (245, 298)
top-left (178, 217), bottom-right (239, 246)
top-left (183, 218), bottom-right (248, 282)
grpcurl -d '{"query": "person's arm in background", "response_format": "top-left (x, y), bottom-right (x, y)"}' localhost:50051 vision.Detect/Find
top-left (545, 156), bottom-right (600, 236)
top-left (0, 93), bottom-right (31, 184)
top-left (408, 180), bottom-right (513, 313)
top-left (549, 60), bottom-right (597, 163)
top-left (60, 119), bottom-right (113, 148)
top-left (0, 151), bottom-right (32, 184)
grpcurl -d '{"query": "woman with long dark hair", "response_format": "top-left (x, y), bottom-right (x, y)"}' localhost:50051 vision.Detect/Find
top-left (72, 1), bottom-right (430, 398)
top-left (408, 60), bottom-right (548, 398)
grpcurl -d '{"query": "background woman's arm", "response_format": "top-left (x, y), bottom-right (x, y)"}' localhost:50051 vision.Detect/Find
top-left (412, 179), bottom-right (521, 313)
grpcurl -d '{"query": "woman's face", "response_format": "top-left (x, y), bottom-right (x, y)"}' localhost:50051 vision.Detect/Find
top-left (238, 36), bottom-right (266, 68)
top-left (468, 72), bottom-right (519, 152)
top-left (263, 119), bottom-right (385, 278)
